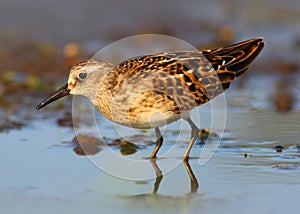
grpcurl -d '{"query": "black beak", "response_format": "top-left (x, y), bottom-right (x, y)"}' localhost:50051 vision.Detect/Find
top-left (36, 83), bottom-right (70, 110)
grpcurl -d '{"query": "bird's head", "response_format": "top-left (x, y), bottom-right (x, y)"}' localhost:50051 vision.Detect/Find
top-left (36, 59), bottom-right (113, 110)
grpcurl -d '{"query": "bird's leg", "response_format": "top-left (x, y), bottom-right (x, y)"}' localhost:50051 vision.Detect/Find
top-left (149, 127), bottom-right (163, 159)
top-left (183, 116), bottom-right (199, 160)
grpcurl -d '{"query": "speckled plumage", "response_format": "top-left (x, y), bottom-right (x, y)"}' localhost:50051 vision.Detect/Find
top-left (36, 38), bottom-right (264, 159)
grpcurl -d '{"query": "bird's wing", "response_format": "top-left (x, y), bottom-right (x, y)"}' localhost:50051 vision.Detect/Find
top-left (113, 38), bottom-right (264, 113)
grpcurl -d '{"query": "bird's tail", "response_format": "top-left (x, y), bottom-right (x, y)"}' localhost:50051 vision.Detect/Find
top-left (203, 38), bottom-right (264, 89)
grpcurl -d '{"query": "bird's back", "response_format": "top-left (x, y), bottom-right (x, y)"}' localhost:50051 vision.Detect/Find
top-left (114, 38), bottom-right (264, 108)
top-left (101, 38), bottom-right (264, 128)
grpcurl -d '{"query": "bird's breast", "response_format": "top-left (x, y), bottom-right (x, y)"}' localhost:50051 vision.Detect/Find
top-left (95, 88), bottom-right (182, 129)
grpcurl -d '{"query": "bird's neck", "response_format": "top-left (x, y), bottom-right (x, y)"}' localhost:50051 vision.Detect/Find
top-left (93, 70), bottom-right (117, 121)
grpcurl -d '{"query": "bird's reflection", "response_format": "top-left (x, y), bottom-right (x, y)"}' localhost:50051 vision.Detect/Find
top-left (114, 159), bottom-right (201, 209)
top-left (148, 158), bottom-right (199, 196)
top-left (149, 159), bottom-right (163, 195)
top-left (183, 159), bottom-right (199, 194)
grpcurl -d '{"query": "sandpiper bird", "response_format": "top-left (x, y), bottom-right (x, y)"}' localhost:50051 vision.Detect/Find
top-left (36, 38), bottom-right (264, 159)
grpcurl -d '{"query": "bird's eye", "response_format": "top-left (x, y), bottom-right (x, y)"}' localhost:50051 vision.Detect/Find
top-left (78, 72), bottom-right (88, 81)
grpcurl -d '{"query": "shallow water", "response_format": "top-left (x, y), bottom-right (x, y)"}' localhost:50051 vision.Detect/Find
top-left (1, 76), bottom-right (300, 214)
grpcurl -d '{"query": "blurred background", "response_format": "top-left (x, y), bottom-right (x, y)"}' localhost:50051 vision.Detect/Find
top-left (0, 0), bottom-right (299, 120)
top-left (0, 1), bottom-right (300, 213)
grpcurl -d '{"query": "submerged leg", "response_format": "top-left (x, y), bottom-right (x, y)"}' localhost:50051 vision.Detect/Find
top-left (183, 116), bottom-right (199, 160)
top-left (149, 127), bottom-right (163, 159)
